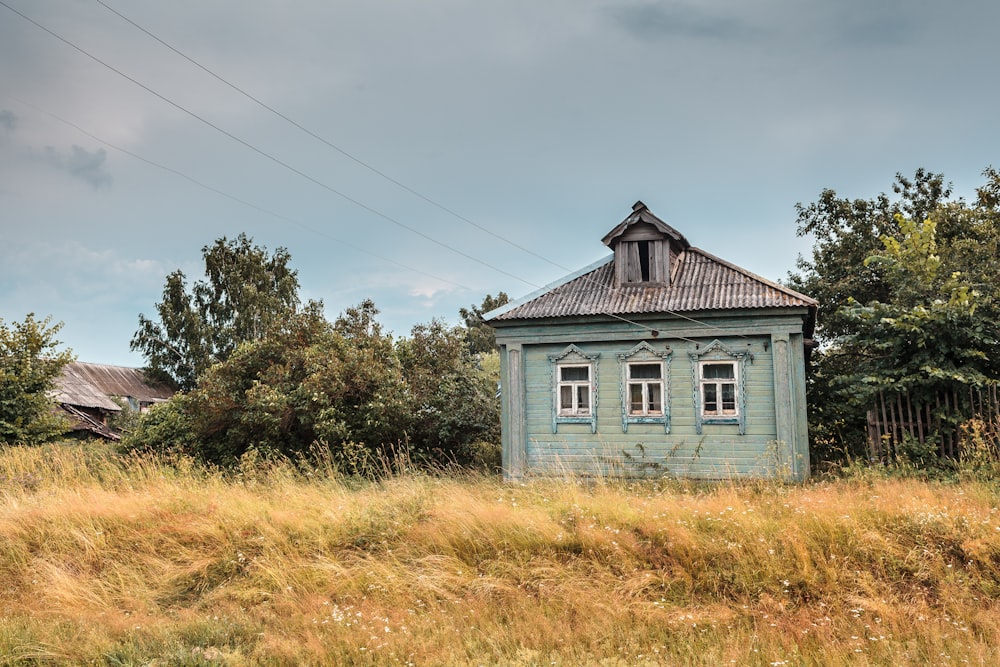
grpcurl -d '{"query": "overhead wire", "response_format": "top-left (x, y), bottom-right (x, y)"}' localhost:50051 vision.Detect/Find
top-left (16, 81), bottom-right (711, 346)
top-left (3, 93), bottom-right (471, 292)
top-left (0, 0), bottom-right (535, 289)
top-left (85, 0), bottom-right (755, 344)
top-left (92, 0), bottom-right (576, 276)
top-left (4, 0), bottom-right (772, 344)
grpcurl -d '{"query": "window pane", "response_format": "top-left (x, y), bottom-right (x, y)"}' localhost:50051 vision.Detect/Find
top-left (577, 385), bottom-right (590, 412)
top-left (559, 385), bottom-right (573, 410)
top-left (629, 363), bottom-right (661, 379)
top-left (629, 383), bottom-right (643, 413)
top-left (721, 383), bottom-right (736, 412)
top-left (703, 384), bottom-right (718, 413)
top-left (703, 363), bottom-right (734, 379)
top-left (561, 366), bottom-right (589, 382)
top-left (647, 383), bottom-right (662, 413)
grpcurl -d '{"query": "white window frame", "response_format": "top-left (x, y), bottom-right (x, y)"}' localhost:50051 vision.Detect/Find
top-left (557, 364), bottom-right (592, 417)
top-left (617, 341), bottom-right (671, 433)
top-left (548, 345), bottom-right (600, 433)
top-left (699, 360), bottom-right (738, 418)
top-left (626, 362), bottom-right (664, 417)
top-left (688, 339), bottom-right (749, 435)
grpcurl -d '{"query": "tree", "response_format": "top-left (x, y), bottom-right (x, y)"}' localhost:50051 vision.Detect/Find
top-left (845, 215), bottom-right (998, 392)
top-left (396, 319), bottom-right (501, 467)
top-left (132, 234), bottom-right (308, 389)
top-left (122, 299), bottom-right (503, 471)
top-left (0, 314), bottom-right (74, 445)
top-left (123, 302), bottom-right (408, 468)
top-left (788, 168), bottom-right (952, 341)
top-left (790, 168), bottom-right (1000, 462)
top-left (459, 292), bottom-right (509, 355)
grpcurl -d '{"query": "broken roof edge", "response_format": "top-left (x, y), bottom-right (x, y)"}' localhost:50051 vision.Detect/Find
top-left (484, 254), bottom-right (614, 323)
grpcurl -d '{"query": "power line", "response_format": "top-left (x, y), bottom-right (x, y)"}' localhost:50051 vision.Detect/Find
top-left (0, 0), bottom-right (535, 289)
top-left (4, 93), bottom-right (470, 292)
top-left (11, 89), bottom-right (704, 346)
top-left (88, 0), bottom-right (749, 342)
top-left (91, 0), bottom-right (578, 276)
top-left (4, 1), bottom-right (761, 342)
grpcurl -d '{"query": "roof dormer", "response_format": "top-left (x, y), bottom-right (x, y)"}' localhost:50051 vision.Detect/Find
top-left (601, 201), bottom-right (689, 287)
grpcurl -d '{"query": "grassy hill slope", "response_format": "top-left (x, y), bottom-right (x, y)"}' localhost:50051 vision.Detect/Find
top-left (2, 443), bottom-right (1000, 665)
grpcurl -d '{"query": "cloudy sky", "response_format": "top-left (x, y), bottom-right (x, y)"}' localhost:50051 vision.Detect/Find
top-left (1, 0), bottom-right (997, 366)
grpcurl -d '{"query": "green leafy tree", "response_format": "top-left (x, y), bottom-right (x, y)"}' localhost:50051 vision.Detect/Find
top-left (123, 302), bottom-right (407, 467)
top-left (791, 168), bottom-right (1000, 462)
top-left (396, 319), bottom-right (501, 467)
top-left (459, 292), bottom-right (509, 355)
top-left (789, 169), bottom-right (952, 341)
top-left (132, 234), bottom-right (308, 390)
top-left (845, 215), bottom-right (997, 394)
top-left (0, 314), bottom-right (74, 445)
top-left (123, 299), bottom-right (503, 471)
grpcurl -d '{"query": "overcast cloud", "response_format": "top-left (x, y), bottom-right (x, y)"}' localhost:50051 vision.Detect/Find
top-left (1, 0), bottom-right (997, 365)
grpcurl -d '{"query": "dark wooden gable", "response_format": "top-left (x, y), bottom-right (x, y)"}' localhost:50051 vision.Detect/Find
top-left (601, 201), bottom-right (690, 287)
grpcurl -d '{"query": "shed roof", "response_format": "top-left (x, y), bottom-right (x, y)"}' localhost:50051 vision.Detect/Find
top-left (53, 361), bottom-right (175, 411)
top-left (487, 246), bottom-right (817, 323)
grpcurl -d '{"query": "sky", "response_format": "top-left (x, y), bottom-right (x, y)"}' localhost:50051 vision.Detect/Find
top-left (1, 0), bottom-right (998, 367)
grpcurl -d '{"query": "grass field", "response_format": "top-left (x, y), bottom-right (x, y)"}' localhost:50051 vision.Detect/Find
top-left (2, 442), bottom-right (1000, 666)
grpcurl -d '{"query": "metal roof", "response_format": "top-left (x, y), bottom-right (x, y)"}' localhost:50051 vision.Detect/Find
top-left (488, 246), bottom-right (817, 322)
top-left (53, 361), bottom-right (175, 411)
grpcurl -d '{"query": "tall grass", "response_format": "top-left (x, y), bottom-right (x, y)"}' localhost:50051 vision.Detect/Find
top-left (2, 442), bottom-right (1000, 665)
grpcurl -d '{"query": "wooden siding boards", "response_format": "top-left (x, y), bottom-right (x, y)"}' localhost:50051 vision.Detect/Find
top-left (488, 202), bottom-right (816, 482)
top-left (497, 320), bottom-right (808, 481)
top-left (516, 334), bottom-right (784, 479)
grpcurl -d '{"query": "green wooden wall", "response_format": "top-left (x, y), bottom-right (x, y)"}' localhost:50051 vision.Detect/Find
top-left (494, 310), bottom-right (811, 481)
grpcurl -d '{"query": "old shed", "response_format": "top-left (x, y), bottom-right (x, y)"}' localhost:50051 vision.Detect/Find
top-left (53, 361), bottom-right (175, 440)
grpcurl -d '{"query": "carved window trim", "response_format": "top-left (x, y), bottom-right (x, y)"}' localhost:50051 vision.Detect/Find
top-left (617, 341), bottom-right (672, 433)
top-left (689, 340), bottom-right (749, 435)
top-left (548, 345), bottom-right (600, 433)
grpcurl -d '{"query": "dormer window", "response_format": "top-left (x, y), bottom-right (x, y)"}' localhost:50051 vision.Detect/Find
top-left (601, 200), bottom-right (689, 287)
top-left (618, 238), bottom-right (662, 283)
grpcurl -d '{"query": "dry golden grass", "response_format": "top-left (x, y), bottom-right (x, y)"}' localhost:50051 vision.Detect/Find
top-left (2, 442), bottom-right (1000, 665)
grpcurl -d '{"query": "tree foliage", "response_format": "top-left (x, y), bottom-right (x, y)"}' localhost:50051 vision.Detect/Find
top-left (396, 319), bottom-right (501, 464)
top-left (790, 168), bottom-right (1000, 461)
top-left (123, 303), bottom-right (401, 465)
top-left (123, 300), bottom-right (501, 471)
top-left (459, 292), bottom-right (509, 354)
top-left (132, 234), bottom-right (307, 390)
top-left (0, 314), bottom-right (74, 445)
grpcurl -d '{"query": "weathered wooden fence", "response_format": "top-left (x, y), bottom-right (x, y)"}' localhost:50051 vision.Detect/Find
top-left (866, 384), bottom-right (1000, 460)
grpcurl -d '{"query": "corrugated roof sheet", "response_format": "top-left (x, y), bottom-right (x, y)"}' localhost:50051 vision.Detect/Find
top-left (489, 247), bottom-right (817, 322)
top-left (53, 361), bottom-right (175, 410)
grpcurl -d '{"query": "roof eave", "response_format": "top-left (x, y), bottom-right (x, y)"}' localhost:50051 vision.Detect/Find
top-left (484, 255), bottom-right (614, 323)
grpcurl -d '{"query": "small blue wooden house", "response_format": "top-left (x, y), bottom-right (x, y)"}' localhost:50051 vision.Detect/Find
top-left (485, 202), bottom-right (817, 480)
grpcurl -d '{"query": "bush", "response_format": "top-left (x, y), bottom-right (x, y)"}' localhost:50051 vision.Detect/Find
top-left (123, 303), bottom-right (502, 471)
top-left (0, 314), bottom-right (74, 445)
